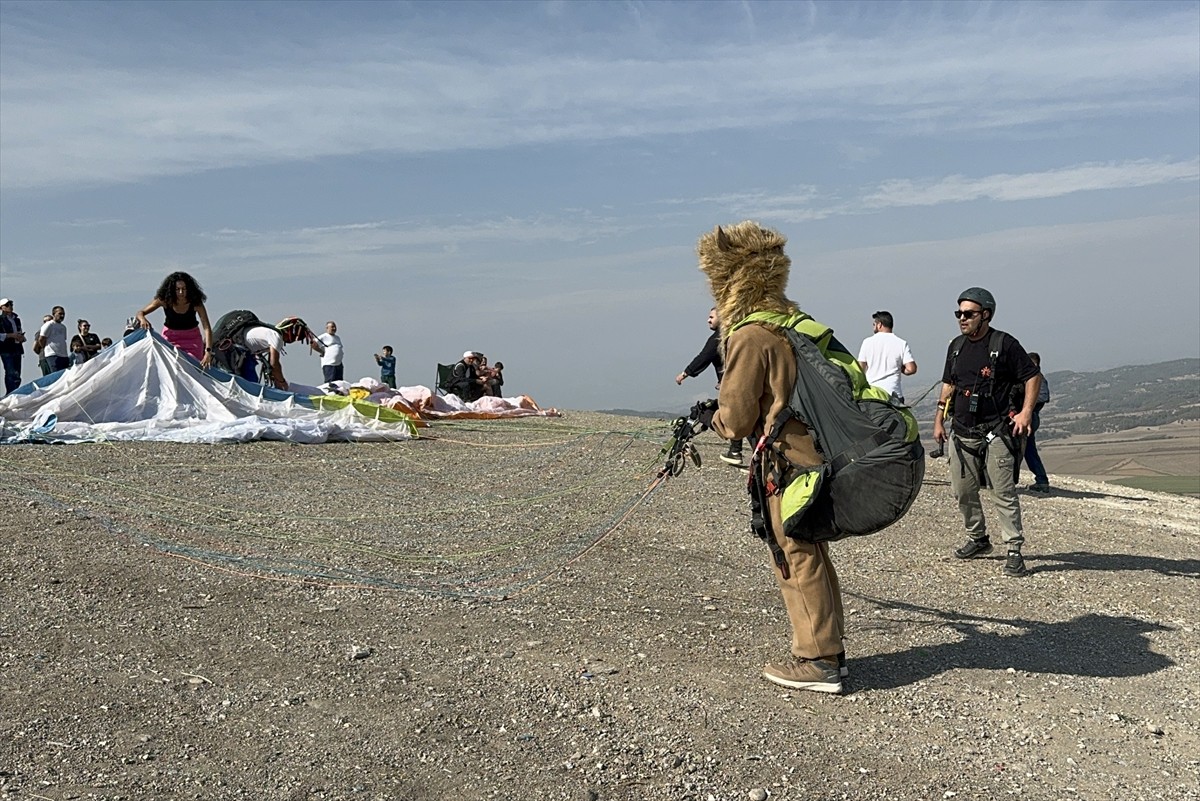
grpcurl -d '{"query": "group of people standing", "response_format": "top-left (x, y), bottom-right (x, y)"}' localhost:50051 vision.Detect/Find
top-left (677, 220), bottom-right (1054, 695)
top-left (0, 299), bottom-right (116, 393)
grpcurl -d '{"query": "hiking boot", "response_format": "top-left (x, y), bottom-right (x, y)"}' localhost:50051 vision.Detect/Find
top-left (954, 537), bottom-right (993, 559)
top-left (762, 656), bottom-right (843, 694)
top-left (837, 650), bottom-right (849, 679)
top-left (1004, 551), bottom-right (1028, 577)
top-left (1029, 483), bottom-right (1051, 494)
top-left (719, 446), bottom-right (744, 466)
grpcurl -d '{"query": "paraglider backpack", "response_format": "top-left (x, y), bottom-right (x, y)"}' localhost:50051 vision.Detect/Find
top-left (730, 311), bottom-right (925, 546)
top-left (211, 310), bottom-right (266, 377)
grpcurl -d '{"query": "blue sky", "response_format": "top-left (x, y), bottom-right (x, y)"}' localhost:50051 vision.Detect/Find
top-left (2, 0), bottom-right (1197, 411)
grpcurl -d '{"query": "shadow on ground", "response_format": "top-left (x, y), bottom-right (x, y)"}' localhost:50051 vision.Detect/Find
top-left (847, 595), bottom-right (1173, 692)
top-left (1020, 486), bottom-right (1151, 501)
top-left (1032, 551), bottom-right (1199, 577)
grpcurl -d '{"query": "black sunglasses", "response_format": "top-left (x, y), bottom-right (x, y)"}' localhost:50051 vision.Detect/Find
top-left (954, 310), bottom-right (983, 320)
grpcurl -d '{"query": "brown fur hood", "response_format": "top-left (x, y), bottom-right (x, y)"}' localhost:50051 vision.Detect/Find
top-left (696, 221), bottom-right (799, 338)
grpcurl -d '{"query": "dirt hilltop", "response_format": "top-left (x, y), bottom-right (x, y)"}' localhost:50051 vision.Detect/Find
top-left (2, 411), bottom-right (1197, 801)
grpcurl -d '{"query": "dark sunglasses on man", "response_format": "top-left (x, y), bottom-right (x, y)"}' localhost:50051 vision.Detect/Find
top-left (954, 309), bottom-right (983, 320)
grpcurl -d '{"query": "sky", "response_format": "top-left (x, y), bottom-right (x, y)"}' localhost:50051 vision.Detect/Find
top-left (1, 0), bottom-right (1197, 412)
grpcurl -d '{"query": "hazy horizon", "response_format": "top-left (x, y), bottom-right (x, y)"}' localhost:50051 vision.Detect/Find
top-left (2, 1), bottom-right (1198, 411)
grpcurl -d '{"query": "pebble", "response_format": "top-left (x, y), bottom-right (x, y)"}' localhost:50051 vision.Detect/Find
top-left (749, 789), bottom-right (768, 801)
top-left (349, 646), bottom-right (372, 660)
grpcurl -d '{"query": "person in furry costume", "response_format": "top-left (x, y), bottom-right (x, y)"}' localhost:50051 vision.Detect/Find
top-left (697, 221), bottom-right (846, 694)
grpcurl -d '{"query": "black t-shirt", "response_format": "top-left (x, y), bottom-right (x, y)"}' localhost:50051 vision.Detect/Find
top-left (942, 329), bottom-right (1039, 434)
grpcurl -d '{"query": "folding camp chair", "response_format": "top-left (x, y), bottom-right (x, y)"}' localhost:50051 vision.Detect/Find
top-left (435, 363), bottom-right (455, 396)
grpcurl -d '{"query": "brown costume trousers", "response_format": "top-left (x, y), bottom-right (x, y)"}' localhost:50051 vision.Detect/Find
top-left (767, 494), bottom-right (845, 660)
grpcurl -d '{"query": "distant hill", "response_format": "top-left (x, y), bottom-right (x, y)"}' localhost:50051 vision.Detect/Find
top-left (610, 359), bottom-right (1199, 440)
top-left (909, 358), bottom-right (1200, 440)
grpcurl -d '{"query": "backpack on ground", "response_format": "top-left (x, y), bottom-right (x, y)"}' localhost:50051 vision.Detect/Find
top-left (731, 311), bottom-right (925, 545)
top-left (211, 310), bottom-right (265, 378)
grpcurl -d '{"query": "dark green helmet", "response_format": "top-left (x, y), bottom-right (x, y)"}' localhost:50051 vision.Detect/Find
top-left (958, 287), bottom-right (996, 315)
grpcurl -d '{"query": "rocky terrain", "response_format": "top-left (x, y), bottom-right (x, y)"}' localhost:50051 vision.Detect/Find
top-left (1, 411), bottom-right (1197, 801)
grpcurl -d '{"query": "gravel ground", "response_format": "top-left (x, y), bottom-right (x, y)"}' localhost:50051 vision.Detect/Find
top-left (1, 411), bottom-right (1198, 801)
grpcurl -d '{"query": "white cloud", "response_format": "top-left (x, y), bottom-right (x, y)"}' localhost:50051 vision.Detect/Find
top-left (654, 158), bottom-right (1200, 224)
top-left (1, 3), bottom-right (1195, 189)
top-left (862, 158), bottom-right (1200, 209)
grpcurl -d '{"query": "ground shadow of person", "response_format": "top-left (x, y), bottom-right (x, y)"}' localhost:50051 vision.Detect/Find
top-left (1032, 551), bottom-right (1199, 577)
top-left (1021, 485), bottom-right (1151, 502)
top-left (847, 596), bottom-right (1173, 692)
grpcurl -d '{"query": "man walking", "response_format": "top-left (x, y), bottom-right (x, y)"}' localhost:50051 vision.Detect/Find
top-left (317, 321), bottom-right (344, 383)
top-left (1023, 352), bottom-right (1052, 493)
top-left (932, 288), bottom-right (1041, 577)
top-left (676, 307), bottom-right (744, 466)
top-left (35, 306), bottom-right (70, 376)
top-left (857, 310), bottom-right (917, 403)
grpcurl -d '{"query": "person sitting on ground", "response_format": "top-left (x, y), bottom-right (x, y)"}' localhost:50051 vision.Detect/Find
top-left (136, 271), bottom-right (214, 368)
top-left (374, 346), bottom-right (397, 389)
top-left (487, 360), bottom-right (504, 397)
top-left (69, 319), bottom-right (102, 365)
top-left (448, 351), bottom-right (487, 402)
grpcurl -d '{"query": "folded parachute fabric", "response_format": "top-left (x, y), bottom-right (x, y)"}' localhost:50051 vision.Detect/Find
top-left (305, 378), bottom-right (561, 420)
top-left (0, 329), bottom-right (416, 444)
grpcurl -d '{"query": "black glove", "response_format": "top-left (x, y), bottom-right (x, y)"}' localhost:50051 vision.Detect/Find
top-left (689, 398), bottom-right (718, 430)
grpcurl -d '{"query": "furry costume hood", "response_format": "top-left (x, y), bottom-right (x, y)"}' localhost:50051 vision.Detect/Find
top-left (696, 221), bottom-right (799, 337)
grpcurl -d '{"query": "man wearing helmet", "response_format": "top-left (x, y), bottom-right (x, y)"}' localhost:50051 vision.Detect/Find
top-left (932, 288), bottom-right (1042, 577)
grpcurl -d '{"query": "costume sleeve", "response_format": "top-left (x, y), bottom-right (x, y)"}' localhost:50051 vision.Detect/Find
top-left (682, 331), bottom-right (719, 377)
top-left (711, 329), bottom-right (766, 440)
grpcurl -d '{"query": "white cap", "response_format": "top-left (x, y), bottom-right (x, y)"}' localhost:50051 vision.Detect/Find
top-left (463, 350), bottom-right (475, 359)
top-left (0, 298), bottom-right (11, 307)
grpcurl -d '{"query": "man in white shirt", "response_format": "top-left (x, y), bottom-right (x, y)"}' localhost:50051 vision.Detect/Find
top-left (35, 305), bottom-right (70, 376)
top-left (857, 310), bottom-right (917, 403)
top-left (317, 320), bottom-right (344, 383)
top-left (243, 325), bottom-right (290, 390)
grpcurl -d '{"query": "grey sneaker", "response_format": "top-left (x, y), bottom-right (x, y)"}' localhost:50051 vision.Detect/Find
top-left (1029, 483), bottom-right (1051, 494)
top-left (954, 537), bottom-right (994, 559)
top-left (1004, 551), bottom-right (1028, 577)
top-left (762, 656), bottom-right (843, 694)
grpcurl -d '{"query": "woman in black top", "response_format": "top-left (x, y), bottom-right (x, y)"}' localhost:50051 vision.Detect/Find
top-left (69, 319), bottom-right (102, 364)
top-left (136, 272), bottom-right (214, 368)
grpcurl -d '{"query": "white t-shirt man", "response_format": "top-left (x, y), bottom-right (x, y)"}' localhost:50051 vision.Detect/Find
top-left (38, 319), bottom-right (69, 358)
top-left (318, 333), bottom-right (343, 367)
top-left (857, 332), bottom-right (915, 401)
top-left (243, 327), bottom-right (285, 357)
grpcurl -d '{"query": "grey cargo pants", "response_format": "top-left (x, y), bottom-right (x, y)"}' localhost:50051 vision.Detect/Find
top-left (948, 430), bottom-right (1026, 550)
